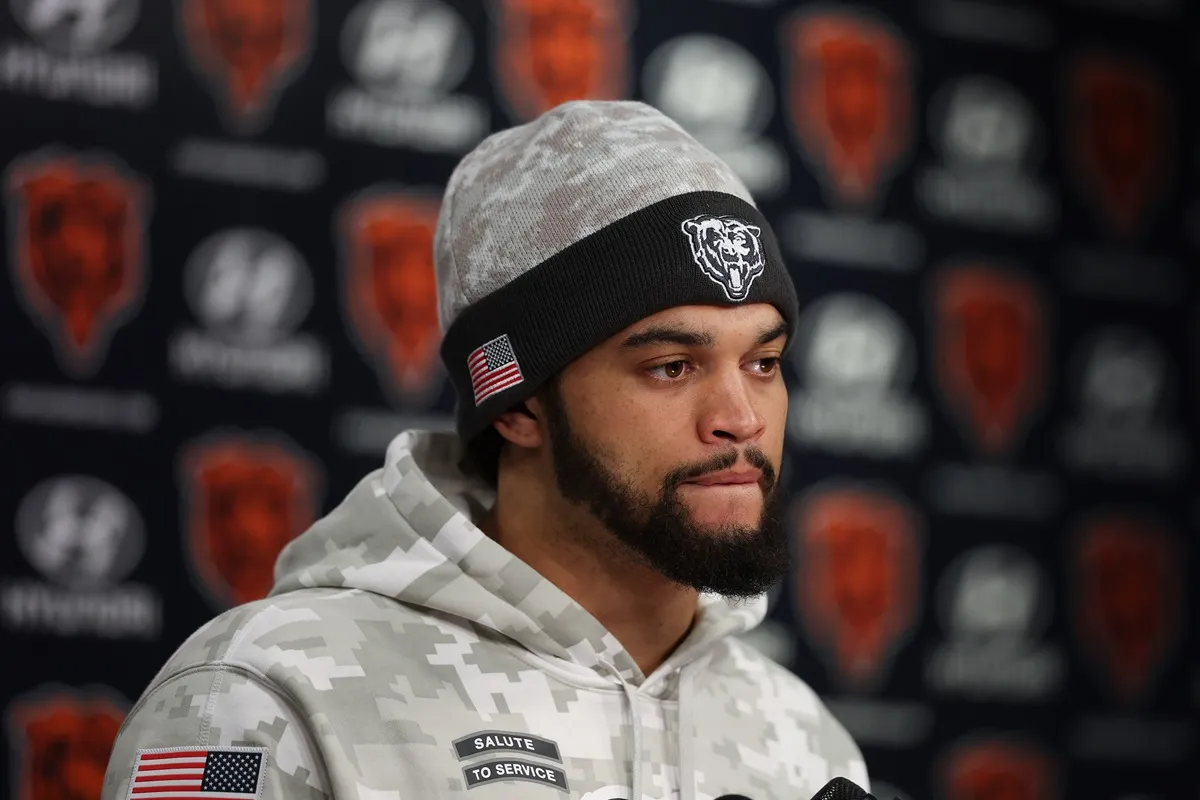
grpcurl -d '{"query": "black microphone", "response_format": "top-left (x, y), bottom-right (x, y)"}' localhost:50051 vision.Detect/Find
top-left (809, 777), bottom-right (877, 800)
top-left (715, 776), bottom-right (879, 800)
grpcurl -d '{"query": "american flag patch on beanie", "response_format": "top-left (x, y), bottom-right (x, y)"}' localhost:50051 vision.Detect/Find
top-left (126, 746), bottom-right (267, 800)
top-left (469, 334), bottom-right (525, 405)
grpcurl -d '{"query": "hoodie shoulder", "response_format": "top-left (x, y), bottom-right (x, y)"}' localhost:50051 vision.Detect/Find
top-left (707, 637), bottom-right (872, 793)
top-left (103, 647), bottom-right (330, 800)
top-left (151, 587), bottom-right (431, 683)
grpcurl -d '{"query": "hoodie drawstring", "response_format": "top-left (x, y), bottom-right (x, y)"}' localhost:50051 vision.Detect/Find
top-left (602, 662), bottom-right (644, 800)
top-left (678, 662), bottom-right (697, 800)
top-left (603, 659), bottom-right (702, 800)
top-left (622, 679), bottom-right (644, 800)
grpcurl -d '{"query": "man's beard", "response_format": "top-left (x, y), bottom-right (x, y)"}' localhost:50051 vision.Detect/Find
top-left (541, 383), bottom-right (791, 598)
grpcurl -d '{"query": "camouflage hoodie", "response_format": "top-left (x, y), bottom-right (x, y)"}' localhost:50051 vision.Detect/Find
top-left (102, 430), bottom-right (869, 800)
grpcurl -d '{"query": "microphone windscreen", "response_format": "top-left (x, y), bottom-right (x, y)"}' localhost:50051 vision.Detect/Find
top-left (810, 777), bottom-right (871, 800)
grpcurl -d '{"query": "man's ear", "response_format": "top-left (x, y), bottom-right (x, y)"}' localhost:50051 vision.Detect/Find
top-left (492, 399), bottom-right (542, 448)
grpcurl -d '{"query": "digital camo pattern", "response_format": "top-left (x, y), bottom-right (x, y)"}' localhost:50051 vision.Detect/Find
top-left (103, 430), bottom-right (868, 800)
top-left (433, 100), bottom-right (759, 329)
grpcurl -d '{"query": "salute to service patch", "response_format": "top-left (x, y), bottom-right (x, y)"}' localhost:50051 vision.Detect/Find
top-left (463, 758), bottom-right (569, 792)
top-left (126, 747), bottom-right (268, 800)
top-left (453, 730), bottom-right (562, 762)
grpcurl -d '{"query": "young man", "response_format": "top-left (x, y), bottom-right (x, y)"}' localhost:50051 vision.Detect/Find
top-left (102, 101), bottom-right (868, 800)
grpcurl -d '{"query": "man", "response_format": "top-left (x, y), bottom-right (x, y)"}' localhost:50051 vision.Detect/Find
top-left (102, 101), bottom-right (869, 800)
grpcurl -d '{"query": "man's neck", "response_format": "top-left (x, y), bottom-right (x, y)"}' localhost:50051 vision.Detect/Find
top-left (478, 479), bottom-right (698, 677)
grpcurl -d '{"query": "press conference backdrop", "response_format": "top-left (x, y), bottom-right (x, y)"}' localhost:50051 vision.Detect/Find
top-left (1, 1), bottom-right (1197, 799)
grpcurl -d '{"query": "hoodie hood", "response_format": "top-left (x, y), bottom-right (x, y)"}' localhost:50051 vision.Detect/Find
top-left (270, 429), bottom-right (769, 687)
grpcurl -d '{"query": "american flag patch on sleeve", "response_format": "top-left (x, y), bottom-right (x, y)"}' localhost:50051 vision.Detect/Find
top-left (469, 334), bottom-right (525, 405)
top-left (126, 747), bottom-right (267, 800)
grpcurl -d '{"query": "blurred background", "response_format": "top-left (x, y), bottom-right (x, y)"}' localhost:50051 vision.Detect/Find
top-left (1, 1), bottom-right (1197, 799)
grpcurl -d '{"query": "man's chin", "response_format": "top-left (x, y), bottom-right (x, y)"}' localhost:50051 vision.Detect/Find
top-left (675, 484), bottom-right (765, 529)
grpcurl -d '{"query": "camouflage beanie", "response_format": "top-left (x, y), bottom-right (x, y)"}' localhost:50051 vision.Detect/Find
top-left (434, 100), bottom-right (799, 445)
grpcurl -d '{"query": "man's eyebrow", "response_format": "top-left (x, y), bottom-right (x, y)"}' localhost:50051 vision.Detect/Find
top-left (756, 321), bottom-right (789, 346)
top-left (619, 321), bottom-right (789, 350)
top-left (620, 326), bottom-right (716, 349)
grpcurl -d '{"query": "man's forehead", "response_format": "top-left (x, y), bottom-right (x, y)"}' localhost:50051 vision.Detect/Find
top-left (624, 303), bottom-right (782, 331)
top-left (617, 303), bottom-right (786, 341)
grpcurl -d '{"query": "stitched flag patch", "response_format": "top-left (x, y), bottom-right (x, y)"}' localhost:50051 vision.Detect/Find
top-left (469, 334), bottom-right (525, 405)
top-left (126, 746), bottom-right (268, 799)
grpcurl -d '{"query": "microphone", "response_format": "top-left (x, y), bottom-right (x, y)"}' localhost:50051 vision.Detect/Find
top-left (716, 776), bottom-right (878, 800)
top-left (810, 777), bottom-right (877, 800)
top-left (710, 777), bottom-right (883, 800)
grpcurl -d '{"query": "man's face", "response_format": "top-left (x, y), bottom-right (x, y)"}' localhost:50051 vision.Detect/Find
top-left (537, 303), bottom-right (791, 598)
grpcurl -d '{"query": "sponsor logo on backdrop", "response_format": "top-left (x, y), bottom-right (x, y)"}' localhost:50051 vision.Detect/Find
top-left (781, 8), bottom-right (923, 272)
top-left (642, 34), bottom-right (788, 199)
top-left (926, 545), bottom-right (1062, 701)
top-left (1072, 514), bottom-right (1181, 706)
top-left (920, 0), bottom-right (1053, 50)
top-left (2, 382), bottom-right (158, 431)
top-left (0, 0), bottom-right (157, 107)
top-left (490, 0), bottom-right (631, 122)
top-left (917, 75), bottom-right (1055, 233)
top-left (5, 149), bottom-right (149, 379)
top-left (177, 0), bottom-right (313, 134)
top-left (1059, 53), bottom-right (1182, 305)
top-left (168, 227), bottom-right (329, 394)
top-left (1, 476), bottom-right (162, 638)
top-left (170, 138), bottom-right (326, 193)
top-left (787, 293), bottom-right (927, 458)
top-left (927, 263), bottom-right (1058, 520)
top-left (939, 738), bottom-right (1055, 800)
top-left (338, 188), bottom-right (446, 408)
top-left (794, 482), bottom-right (922, 692)
top-left (1060, 327), bottom-right (1186, 479)
top-left (180, 431), bottom-right (322, 609)
top-left (7, 688), bottom-right (128, 800)
top-left (328, 0), bottom-right (488, 152)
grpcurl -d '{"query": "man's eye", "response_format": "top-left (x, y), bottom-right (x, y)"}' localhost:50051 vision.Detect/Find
top-left (649, 361), bottom-right (689, 380)
top-left (753, 358), bottom-right (781, 375)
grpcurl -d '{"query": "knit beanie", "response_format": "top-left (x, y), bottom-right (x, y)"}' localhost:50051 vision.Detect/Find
top-left (435, 100), bottom-right (799, 445)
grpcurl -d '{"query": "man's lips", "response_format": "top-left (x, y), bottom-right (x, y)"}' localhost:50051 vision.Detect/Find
top-left (683, 469), bottom-right (763, 487)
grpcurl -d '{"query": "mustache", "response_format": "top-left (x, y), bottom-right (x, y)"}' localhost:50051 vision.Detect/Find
top-left (662, 447), bottom-right (777, 493)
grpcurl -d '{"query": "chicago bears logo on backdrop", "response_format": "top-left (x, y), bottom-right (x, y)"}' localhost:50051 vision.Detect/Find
top-left (7, 689), bottom-right (128, 800)
top-left (794, 482), bottom-right (922, 691)
top-left (180, 432), bottom-right (321, 608)
top-left (784, 8), bottom-right (913, 210)
top-left (1066, 53), bottom-right (1171, 239)
top-left (5, 150), bottom-right (149, 378)
top-left (932, 264), bottom-right (1046, 458)
top-left (491, 0), bottom-right (630, 121)
top-left (178, 0), bottom-right (314, 133)
top-left (1072, 514), bottom-right (1180, 705)
top-left (338, 189), bottom-right (444, 403)
top-left (681, 214), bottom-right (766, 302)
top-left (940, 738), bottom-right (1055, 800)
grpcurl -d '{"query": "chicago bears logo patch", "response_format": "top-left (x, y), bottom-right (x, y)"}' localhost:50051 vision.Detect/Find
top-left (681, 214), bottom-right (766, 302)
